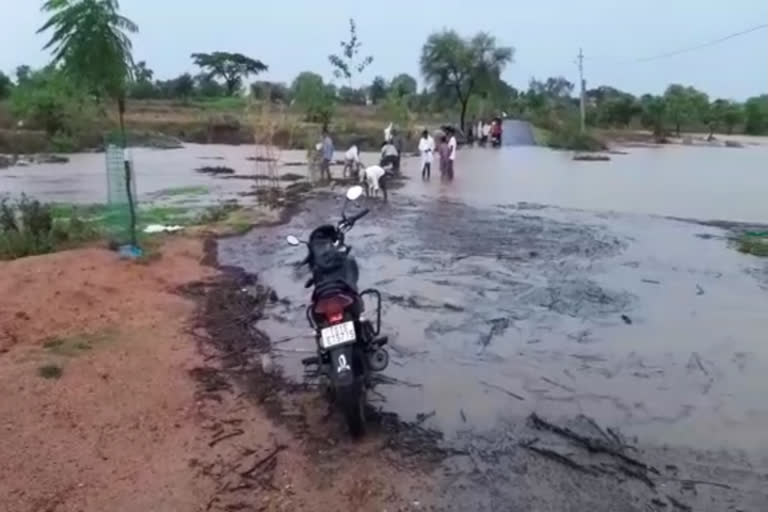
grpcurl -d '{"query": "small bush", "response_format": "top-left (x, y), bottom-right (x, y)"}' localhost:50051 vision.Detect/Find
top-left (546, 123), bottom-right (606, 151)
top-left (738, 234), bottom-right (768, 257)
top-left (38, 364), bottom-right (63, 379)
top-left (196, 202), bottom-right (240, 224)
top-left (0, 196), bottom-right (100, 260)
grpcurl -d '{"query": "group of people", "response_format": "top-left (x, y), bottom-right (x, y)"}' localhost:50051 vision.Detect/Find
top-left (416, 128), bottom-right (457, 181)
top-left (318, 123), bottom-right (460, 203)
top-left (469, 118), bottom-right (503, 147)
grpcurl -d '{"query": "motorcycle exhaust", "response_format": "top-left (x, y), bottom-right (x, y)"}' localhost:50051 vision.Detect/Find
top-left (367, 348), bottom-right (389, 372)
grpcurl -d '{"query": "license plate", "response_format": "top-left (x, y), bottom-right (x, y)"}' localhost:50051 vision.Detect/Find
top-left (321, 321), bottom-right (356, 349)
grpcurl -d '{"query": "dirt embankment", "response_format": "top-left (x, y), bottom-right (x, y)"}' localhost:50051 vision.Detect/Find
top-left (0, 237), bottom-right (432, 512)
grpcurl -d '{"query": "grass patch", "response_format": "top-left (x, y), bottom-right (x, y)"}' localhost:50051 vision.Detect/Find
top-left (738, 234), bottom-right (768, 257)
top-left (195, 202), bottom-right (240, 224)
top-left (155, 186), bottom-right (209, 197)
top-left (140, 205), bottom-right (193, 225)
top-left (189, 96), bottom-right (247, 111)
top-left (42, 329), bottom-right (118, 357)
top-left (38, 364), bottom-right (63, 379)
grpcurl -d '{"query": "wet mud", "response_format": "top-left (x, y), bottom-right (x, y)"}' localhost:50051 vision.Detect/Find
top-left (215, 188), bottom-right (768, 510)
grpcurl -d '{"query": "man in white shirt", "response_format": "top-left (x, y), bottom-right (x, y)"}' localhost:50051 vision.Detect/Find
top-left (481, 122), bottom-right (491, 146)
top-left (418, 129), bottom-right (435, 180)
top-left (360, 164), bottom-right (389, 201)
top-left (447, 128), bottom-right (457, 180)
top-left (343, 144), bottom-right (360, 178)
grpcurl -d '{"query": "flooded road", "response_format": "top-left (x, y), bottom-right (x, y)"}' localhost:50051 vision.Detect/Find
top-left (409, 143), bottom-right (768, 222)
top-left (3, 140), bottom-right (768, 223)
top-left (218, 144), bottom-right (768, 510)
top-left (220, 193), bottom-right (768, 451)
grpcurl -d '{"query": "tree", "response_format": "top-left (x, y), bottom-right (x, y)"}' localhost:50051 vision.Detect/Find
top-left (128, 60), bottom-right (156, 98)
top-left (172, 73), bottom-right (195, 99)
top-left (38, 0), bottom-right (139, 141)
top-left (530, 76), bottom-right (574, 100)
top-left (588, 86), bottom-right (639, 128)
top-left (390, 73), bottom-right (417, 98)
top-left (250, 81), bottom-right (290, 103)
top-left (420, 30), bottom-right (513, 130)
top-left (744, 95), bottom-right (768, 135)
top-left (640, 94), bottom-right (667, 138)
top-left (16, 65), bottom-right (32, 84)
top-left (705, 99), bottom-right (741, 137)
top-left (328, 18), bottom-right (373, 87)
top-left (191, 52), bottom-right (267, 96)
top-left (194, 73), bottom-right (226, 97)
top-left (0, 71), bottom-right (12, 100)
top-left (10, 67), bottom-right (97, 138)
top-left (721, 101), bottom-right (743, 135)
top-left (133, 60), bottom-right (153, 83)
top-left (338, 86), bottom-right (367, 105)
top-left (663, 84), bottom-right (708, 136)
top-left (291, 71), bottom-right (334, 124)
top-left (369, 76), bottom-right (388, 104)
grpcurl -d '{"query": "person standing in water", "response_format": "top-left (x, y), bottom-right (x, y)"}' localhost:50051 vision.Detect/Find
top-left (320, 128), bottom-right (334, 182)
top-left (437, 135), bottom-right (450, 179)
top-left (446, 127), bottom-right (457, 180)
top-left (418, 129), bottom-right (434, 180)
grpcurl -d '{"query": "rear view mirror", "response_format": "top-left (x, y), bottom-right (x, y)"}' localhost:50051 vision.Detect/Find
top-left (286, 235), bottom-right (300, 246)
top-left (346, 186), bottom-right (363, 202)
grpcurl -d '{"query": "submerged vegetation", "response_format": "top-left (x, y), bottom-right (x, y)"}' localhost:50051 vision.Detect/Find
top-left (738, 233), bottom-right (768, 257)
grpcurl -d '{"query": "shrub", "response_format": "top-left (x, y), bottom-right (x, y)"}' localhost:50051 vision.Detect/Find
top-left (738, 234), bottom-right (768, 257)
top-left (9, 67), bottom-right (102, 151)
top-left (38, 364), bottom-right (63, 379)
top-left (545, 123), bottom-right (606, 151)
top-left (0, 196), bottom-right (99, 260)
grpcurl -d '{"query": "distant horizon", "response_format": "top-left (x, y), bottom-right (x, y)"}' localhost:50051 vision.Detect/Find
top-left (1, 0), bottom-right (766, 100)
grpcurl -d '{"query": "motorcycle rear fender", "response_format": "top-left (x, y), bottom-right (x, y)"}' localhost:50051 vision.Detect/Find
top-left (328, 345), bottom-right (356, 388)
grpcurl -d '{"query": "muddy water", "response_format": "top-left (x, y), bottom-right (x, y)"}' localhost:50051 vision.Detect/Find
top-left (405, 143), bottom-right (768, 223)
top-left (3, 141), bottom-right (768, 223)
top-left (0, 144), bottom-right (317, 204)
top-left (219, 189), bottom-right (768, 456)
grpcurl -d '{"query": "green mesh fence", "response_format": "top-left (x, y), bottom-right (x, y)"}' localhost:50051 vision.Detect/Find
top-left (104, 137), bottom-right (138, 246)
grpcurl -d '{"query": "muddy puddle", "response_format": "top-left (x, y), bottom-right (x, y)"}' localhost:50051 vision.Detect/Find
top-left (219, 187), bottom-right (768, 510)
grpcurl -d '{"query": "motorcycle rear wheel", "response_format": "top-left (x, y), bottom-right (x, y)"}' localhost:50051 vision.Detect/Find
top-left (338, 383), bottom-right (366, 437)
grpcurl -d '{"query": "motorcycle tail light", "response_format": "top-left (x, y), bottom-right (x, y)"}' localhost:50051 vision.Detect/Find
top-left (314, 295), bottom-right (354, 324)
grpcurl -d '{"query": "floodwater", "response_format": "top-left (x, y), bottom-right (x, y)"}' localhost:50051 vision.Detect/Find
top-left (0, 144), bottom-right (316, 205)
top-left (218, 155), bottom-right (768, 508)
top-left (2, 141), bottom-right (768, 222)
top-left (220, 190), bottom-right (768, 451)
top-left (7, 140), bottom-right (768, 509)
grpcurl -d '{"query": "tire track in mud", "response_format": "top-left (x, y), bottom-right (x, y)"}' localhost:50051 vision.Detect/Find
top-left (179, 239), bottom-right (453, 511)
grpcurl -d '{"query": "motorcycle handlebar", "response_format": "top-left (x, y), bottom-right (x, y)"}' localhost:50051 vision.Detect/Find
top-left (346, 208), bottom-right (369, 225)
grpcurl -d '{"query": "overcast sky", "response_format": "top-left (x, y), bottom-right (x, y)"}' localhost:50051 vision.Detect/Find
top-left (1, 0), bottom-right (766, 99)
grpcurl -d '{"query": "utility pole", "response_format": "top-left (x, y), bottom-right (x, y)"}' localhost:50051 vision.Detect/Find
top-left (577, 47), bottom-right (586, 133)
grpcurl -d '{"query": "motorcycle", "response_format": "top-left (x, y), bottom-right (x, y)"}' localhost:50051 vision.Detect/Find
top-left (285, 186), bottom-right (389, 436)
